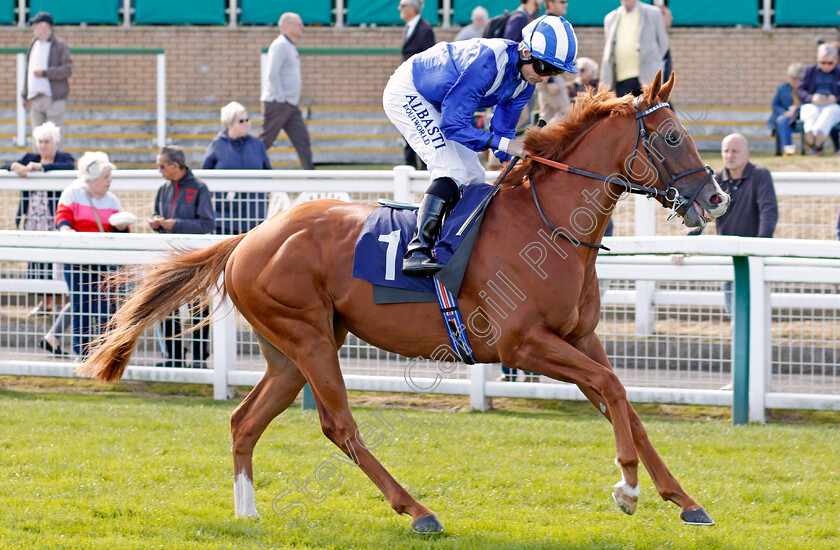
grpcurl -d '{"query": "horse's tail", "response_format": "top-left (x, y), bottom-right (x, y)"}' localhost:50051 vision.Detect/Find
top-left (75, 233), bottom-right (247, 382)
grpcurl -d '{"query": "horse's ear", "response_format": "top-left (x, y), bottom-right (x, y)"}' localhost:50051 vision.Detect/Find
top-left (659, 71), bottom-right (676, 102)
top-left (645, 70), bottom-right (663, 108)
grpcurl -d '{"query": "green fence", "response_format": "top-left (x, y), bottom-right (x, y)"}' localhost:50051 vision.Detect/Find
top-left (0, 0), bottom-right (13, 25)
top-left (135, 0), bottom-right (226, 25)
top-left (28, 0), bottom-right (120, 24)
top-left (240, 0), bottom-right (332, 25)
top-left (346, 0), bottom-right (439, 26)
top-left (670, 0), bottom-right (757, 27)
top-left (775, 0), bottom-right (840, 26)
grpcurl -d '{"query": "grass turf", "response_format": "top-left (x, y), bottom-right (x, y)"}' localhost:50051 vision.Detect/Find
top-left (1, 381), bottom-right (838, 549)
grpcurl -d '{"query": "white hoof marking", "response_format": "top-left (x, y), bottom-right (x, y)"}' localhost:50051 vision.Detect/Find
top-left (234, 471), bottom-right (260, 518)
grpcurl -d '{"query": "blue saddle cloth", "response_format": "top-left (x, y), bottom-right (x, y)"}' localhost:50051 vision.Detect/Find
top-left (352, 184), bottom-right (492, 302)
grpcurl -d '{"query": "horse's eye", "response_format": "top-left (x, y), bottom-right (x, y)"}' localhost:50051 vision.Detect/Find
top-left (664, 133), bottom-right (681, 147)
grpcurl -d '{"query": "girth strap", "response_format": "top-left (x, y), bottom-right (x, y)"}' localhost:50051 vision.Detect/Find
top-left (433, 277), bottom-right (477, 365)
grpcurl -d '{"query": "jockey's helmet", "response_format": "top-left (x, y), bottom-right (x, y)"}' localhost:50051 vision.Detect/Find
top-left (519, 15), bottom-right (579, 75)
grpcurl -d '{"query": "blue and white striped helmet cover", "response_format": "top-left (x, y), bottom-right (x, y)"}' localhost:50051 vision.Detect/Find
top-left (521, 15), bottom-right (579, 74)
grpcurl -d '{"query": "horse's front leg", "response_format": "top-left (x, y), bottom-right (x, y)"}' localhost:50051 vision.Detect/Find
top-left (573, 331), bottom-right (714, 525)
top-left (504, 325), bottom-right (640, 511)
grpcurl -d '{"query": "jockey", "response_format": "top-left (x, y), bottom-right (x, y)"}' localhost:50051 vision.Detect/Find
top-left (383, 14), bottom-right (579, 277)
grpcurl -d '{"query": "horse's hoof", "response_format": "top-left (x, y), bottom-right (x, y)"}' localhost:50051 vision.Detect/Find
top-left (612, 481), bottom-right (639, 515)
top-left (411, 513), bottom-right (444, 534)
top-left (680, 507), bottom-right (714, 526)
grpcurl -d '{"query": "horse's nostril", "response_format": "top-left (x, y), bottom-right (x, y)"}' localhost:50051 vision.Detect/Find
top-left (710, 194), bottom-right (723, 204)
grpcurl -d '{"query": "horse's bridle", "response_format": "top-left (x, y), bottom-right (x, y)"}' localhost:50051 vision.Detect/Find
top-left (626, 97), bottom-right (715, 219)
top-left (528, 98), bottom-right (715, 250)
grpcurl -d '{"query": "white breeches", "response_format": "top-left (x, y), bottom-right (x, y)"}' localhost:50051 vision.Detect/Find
top-left (383, 61), bottom-right (487, 187)
top-left (800, 102), bottom-right (840, 137)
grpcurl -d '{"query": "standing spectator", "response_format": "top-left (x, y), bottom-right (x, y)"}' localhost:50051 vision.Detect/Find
top-left (600, 0), bottom-right (668, 98)
top-left (715, 134), bottom-right (777, 312)
top-left (535, 1), bottom-right (572, 122)
top-left (566, 57), bottom-right (599, 105)
top-left (503, 0), bottom-right (542, 41)
top-left (55, 152), bottom-right (131, 358)
top-left (798, 43), bottom-right (840, 155)
top-left (454, 6), bottom-right (489, 42)
top-left (259, 13), bottom-right (314, 170)
top-left (203, 101), bottom-right (271, 235)
top-left (22, 12), bottom-right (72, 133)
top-left (768, 62), bottom-right (805, 156)
top-left (150, 146), bottom-right (215, 368)
top-left (2, 121), bottom-right (74, 315)
top-left (653, 0), bottom-right (673, 82)
top-left (399, 0), bottom-right (437, 170)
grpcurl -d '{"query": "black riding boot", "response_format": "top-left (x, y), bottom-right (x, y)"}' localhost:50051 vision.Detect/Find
top-left (402, 194), bottom-right (449, 277)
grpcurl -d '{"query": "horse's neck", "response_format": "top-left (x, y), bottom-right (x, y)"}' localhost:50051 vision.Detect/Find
top-left (536, 121), bottom-right (630, 255)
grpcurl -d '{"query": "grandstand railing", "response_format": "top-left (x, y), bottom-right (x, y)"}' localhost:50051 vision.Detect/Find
top-left (1, 48), bottom-right (166, 148)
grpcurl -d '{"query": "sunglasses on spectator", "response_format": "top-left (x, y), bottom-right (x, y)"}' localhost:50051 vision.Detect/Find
top-left (237, 117), bottom-right (250, 123)
top-left (819, 60), bottom-right (836, 66)
top-left (530, 58), bottom-right (565, 77)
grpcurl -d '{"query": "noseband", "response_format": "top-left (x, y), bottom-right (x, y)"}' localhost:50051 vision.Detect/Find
top-left (528, 98), bottom-right (715, 249)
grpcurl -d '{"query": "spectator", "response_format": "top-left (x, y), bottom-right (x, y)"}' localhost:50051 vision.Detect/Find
top-left (600, 0), bottom-right (669, 98)
top-left (535, 1), bottom-right (572, 122)
top-left (55, 152), bottom-right (132, 358)
top-left (203, 101), bottom-right (271, 235)
top-left (495, 0), bottom-right (545, 144)
top-left (454, 6), bottom-right (489, 42)
top-left (259, 13), bottom-right (314, 170)
top-left (399, 0), bottom-right (437, 170)
top-left (22, 12), bottom-right (72, 133)
top-left (652, 0), bottom-right (673, 82)
top-left (798, 43), bottom-right (840, 155)
top-left (567, 57), bottom-right (599, 105)
top-left (768, 62), bottom-right (805, 156)
top-left (714, 135), bottom-right (778, 313)
top-left (2, 121), bottom-right (74, 314)
top-left (150, 146), bottom-right (214, 368)
top-left (503, 0), bottom-right (542, 41)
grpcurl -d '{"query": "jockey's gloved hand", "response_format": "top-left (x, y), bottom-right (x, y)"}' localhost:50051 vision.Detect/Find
top-left (493, 138), bottom-right (527, 163)
top-left (505, 139), bottom-right (527, 158)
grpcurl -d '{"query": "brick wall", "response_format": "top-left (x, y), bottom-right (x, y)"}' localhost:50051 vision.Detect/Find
top-left (0, 25), bottom-right (829, 109)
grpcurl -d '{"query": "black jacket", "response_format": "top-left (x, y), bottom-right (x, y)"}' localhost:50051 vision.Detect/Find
top-left (713, 163), bottom-right (778, 238)
top-left (153, 169), bottom-right (215, 234)
top-left (402, 17), bottom-right (436, 61)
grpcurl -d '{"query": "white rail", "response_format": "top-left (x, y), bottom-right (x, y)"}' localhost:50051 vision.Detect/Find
top-left (2, 231), bottom-right (840, 423)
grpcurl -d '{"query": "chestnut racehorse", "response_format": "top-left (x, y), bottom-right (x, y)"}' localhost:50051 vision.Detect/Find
top-left (77, 72), bottom-right (728, 532)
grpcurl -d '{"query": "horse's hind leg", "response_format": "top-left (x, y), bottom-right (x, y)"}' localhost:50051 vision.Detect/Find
top-left (574, 332), bottom-right (714, 525)
top-left (231, 332), bottom-right (306, 518)
top-left (275, 323), bottom-right (442, 533)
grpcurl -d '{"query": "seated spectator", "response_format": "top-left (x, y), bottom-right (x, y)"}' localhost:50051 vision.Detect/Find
top-left (203, 101), bottom-right (271, 235)
top-left (567, 57), bottom-right (600, 106)
top-left (55, 152), bottom-right (132, 358)
top-left (151, 146), bottom-right (214, 368)
top-left (454, 6), bottom-right (488, 41)
top-left (2, 121), bottom-right (74, 313)
top-left (768, 62), bottom-right (805, 156)
top-left (798, 43), bottom-right (840, 155)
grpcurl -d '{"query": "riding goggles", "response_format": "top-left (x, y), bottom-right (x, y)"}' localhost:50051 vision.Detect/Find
top-left (530, 58), bottom-right (565, 77)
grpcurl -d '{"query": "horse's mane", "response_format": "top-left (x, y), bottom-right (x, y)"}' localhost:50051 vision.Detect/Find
top-left (501, 85), bottom-right (637, 189)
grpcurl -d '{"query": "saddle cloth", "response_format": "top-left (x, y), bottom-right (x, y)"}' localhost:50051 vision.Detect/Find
top-left (352, 184), bottom-right (493, 303)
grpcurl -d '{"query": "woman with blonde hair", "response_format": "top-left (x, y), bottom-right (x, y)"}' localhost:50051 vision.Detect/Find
top-left (54, 152), bottom-right (135, 358)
